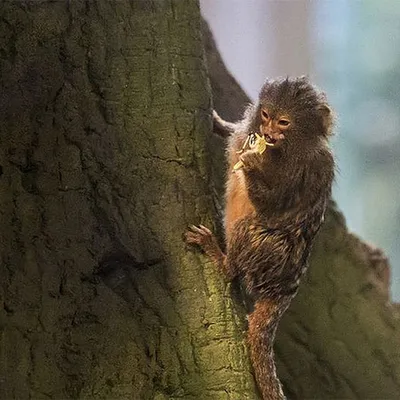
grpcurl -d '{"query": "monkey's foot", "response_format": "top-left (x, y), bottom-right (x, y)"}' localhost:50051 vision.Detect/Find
top-left (185, 225), bottom-right (228, 273)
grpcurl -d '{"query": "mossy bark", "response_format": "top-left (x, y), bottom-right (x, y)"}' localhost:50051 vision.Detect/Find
top-left (0, 2), bottom-right (255, 399)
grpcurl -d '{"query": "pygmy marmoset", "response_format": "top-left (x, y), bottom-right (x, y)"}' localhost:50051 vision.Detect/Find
top-left (186, 76), bottom-right (335, 400)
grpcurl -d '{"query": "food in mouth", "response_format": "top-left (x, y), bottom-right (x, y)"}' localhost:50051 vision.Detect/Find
top-left (264, 133), bottom-right (277, 145)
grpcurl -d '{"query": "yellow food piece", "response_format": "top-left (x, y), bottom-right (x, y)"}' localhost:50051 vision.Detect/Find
top-left (233, 160), bottom-right (244, 171)
top-left (233, 133), bottom-right (270, 171)
top-left (253, 133), bottom-right (267, 154)
top-left (237, 133), bottom-right (267, 155)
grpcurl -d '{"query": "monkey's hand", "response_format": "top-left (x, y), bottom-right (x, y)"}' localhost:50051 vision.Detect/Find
top-left (239, 150), bottom-right (264, 172)
top-left (185, 225), bottom-right (224, 262)
top-left (213, 110), bottom-right (236, 138)
top-left (238, 151), bottom-right (271, 212)
top-left (185, 225), bottom-right (231, 279)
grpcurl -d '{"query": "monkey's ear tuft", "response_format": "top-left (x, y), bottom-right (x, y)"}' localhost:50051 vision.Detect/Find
top-left (317, 103), bottom-right (334, 136)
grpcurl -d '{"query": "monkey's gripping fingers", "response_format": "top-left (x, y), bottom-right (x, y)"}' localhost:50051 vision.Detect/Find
top-left (185, 225), bottom-right (228, 274)
top-left (213, 110), bottom-right (236, 138)
top-left (185, 225), bottom-right (220, 256)
top-left (239, 150), bottom-right (264, 172)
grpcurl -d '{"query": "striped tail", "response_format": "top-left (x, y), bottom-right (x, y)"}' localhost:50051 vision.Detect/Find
top-left (247, 298), bottom-right (290, 400)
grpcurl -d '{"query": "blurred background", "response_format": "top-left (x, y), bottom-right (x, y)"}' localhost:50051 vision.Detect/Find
top-left (201, 0), bottom-right (400, 301)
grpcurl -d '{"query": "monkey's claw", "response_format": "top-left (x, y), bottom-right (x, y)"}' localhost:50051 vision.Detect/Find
top-left (185, 224), bottom-right (214, 246)
top-left (185, 224), bottom-right (228, 276)
top-left (185, 224), bottom-right (222, 258)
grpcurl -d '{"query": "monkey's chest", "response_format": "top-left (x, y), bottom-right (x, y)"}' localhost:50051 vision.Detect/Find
top-left (224, 171), bottom-right (255, 243)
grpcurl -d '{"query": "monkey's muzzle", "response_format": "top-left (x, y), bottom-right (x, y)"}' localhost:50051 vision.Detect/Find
top-left (264, 133), bottom-right (277, 145)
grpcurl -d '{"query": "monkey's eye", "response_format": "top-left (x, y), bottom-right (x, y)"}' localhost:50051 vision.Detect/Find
top-left (261, 110), bottom-right (269, 119)
top-left (249, 134), bottom-right (257, 147)
top-left (278, 119), bottom-right (290, 127)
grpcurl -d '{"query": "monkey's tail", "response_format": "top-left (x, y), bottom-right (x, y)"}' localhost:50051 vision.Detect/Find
top-left (248, 298), bottom-right (290, 400)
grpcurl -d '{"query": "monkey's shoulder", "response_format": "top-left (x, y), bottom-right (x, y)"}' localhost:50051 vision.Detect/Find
top-left (309, 145), bottom-right (335, 177)
top-left (299, 145), bottom-right (335, 200)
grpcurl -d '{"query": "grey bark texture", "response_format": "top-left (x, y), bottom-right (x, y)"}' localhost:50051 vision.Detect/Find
top-left (0, 1), bottom-right (399, 399)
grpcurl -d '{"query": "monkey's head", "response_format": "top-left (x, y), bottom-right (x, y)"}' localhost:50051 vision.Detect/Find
top-left (252, 76), bottom-right (333, 151)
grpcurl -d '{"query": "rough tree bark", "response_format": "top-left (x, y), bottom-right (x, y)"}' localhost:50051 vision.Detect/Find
top-left (1, 1), bottom-right (400, 400)
top-left (0, 2), bottom-right (255, 399)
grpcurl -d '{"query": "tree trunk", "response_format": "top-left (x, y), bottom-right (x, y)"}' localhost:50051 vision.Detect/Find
top-left (0, 2), bottom-right (255, 399)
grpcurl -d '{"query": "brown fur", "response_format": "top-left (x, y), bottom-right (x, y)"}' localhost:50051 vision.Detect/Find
top-left (186, 77), bottom-right (335, 399)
